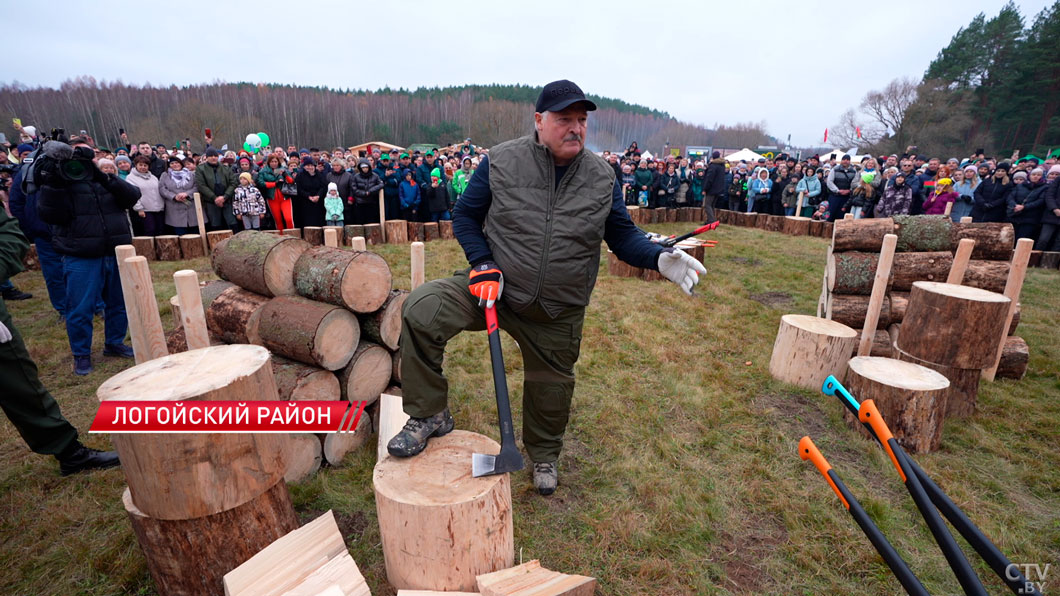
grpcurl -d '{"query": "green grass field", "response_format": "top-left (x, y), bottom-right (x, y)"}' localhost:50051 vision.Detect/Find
top-left (1, 224), bottom-right (1057, 595)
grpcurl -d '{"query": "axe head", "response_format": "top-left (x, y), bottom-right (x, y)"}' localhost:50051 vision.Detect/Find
top-left (471, 443), bottom-right (524, 477)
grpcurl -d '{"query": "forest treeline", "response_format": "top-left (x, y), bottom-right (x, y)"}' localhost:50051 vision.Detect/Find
top-left (0, 80), bottom-right (773, 154)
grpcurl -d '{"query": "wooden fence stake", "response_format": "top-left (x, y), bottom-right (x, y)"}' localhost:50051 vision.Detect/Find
top-left (411, 241), bottom-right (425, 290)
top-left (323, 227), bottom-right (340, 248)
top-left (983, 238), bottom-right (1033, 381)
top-left (351, 236), bottom-right (366, 251)
top-left (858, 233), bottom-right (897, 357)
top-left (378, 189), bottom-right (387, 243)
top-left (122, 256), bottom-right (168, 363)
top-left (173, 270), bottom-right (210, 350)
top-left (192, 192), bottom-right (209, 255)
top-left (946, 238), bottom-right (976, 284)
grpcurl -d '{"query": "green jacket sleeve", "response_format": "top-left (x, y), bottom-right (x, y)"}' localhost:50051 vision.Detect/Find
top-left (194, 166), bottom-right (217, 201)
top-left (224, 169), bottom-right (237, 200)
top-left (0, 210), bottom-right (30, 280)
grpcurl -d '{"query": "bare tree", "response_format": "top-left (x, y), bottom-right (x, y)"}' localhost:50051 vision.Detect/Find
top-left (828, 109), bottom-right (882, 150)
top-left (860, 77), bottom-right (918, 151)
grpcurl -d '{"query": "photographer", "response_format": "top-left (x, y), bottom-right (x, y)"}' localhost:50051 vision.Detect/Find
top-left (36, 134), bottom-right (141, 376)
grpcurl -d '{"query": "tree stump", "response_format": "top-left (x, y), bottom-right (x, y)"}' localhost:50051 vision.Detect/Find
top-left (783, 216), bottom-right (811, 236)
top-left (179, 234), bottom-right (205, 259)
top-left (374, 430), bottom-right (514, 592)
top-left (284, 434), bottom-right (323, 484)
top-left (155, 235), bottom-right (182, 261)
top-left (831, 217), bottom-right (894, 251)
top-left (825, 293), bottom-right (891, 329)
top-left (892, 215), bottom-right (953, 252)
top-left (843, 356), bottom-right (950, 453)
top-left (364, 223), bottom-right (384, 245)
top-left (272, 356), bottom-right (340, 401)
top-left (282, 228), bottom-right (302, 239)
top-left (423, 222), bottom-right (440, 242)
top-left (1028, 250), bottom-right (1043, 267)
top-left (123, 482), bottom-right (298, 596)
top-left (808, 220), bottom-right (825, 237)
top-left (407, 221), bottom-right (424, 242)
top-left (303, 226), bottom-right (324, 246)
top-left (891, 251), bottom-right (954, 291)
top-left (359, 290), bottom-right (408, 350)
top-left (132, 236), bottom-right (156, 260)
top-left (768, 314), bottom-right (859, 390)
top-left (258, 296), bottom-right (360, 370)
top-left (293, 246), bottom-right (392, 313)
top-left (97, 344), bottom-right (289, 520)
top-left (1040, 251), bottom-right (1060, 269)
top-left (766, 215), bottom-right (785, 232)
top-left (666, 208), bottom-right (678, 223)
top-left (897, 281), bottom-right (1010, 369)
top-left (344, 225), bottom-right (364, 246)
top-left (950, 222), bottom-right (1015, 260)
top-left (337, 341), bottom-right (392, 404)
top-left (320, 411), bottom-right (372, 467)
top-left (755, 213), bottom-right (770, 229)
top-left (963, 260), bottom-right (1010, 293)
top-left (895, 347), bottom-right (980, 418)
top-left (386, 220), bottom-right (409, 244)
top-left (439, 220), bottom-right (454, 240)
top-left (211, 230), bottom-right (311, 297)
top-left (205, 286), bottom-right (269, 345)
top-left (996, 336), bottom-right (1029, 380)
top-left (206, 229), bottom-right (233, 252)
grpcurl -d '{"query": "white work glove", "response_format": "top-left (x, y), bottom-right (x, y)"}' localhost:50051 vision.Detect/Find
top-left (657, 248), bottom-right (707, 296)
top-left (0, 321), bottom-right (11, 344)
top-left (645, 232), bottom-right (669, 244)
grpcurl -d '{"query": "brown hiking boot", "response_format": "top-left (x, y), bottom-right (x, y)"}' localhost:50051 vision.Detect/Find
top-left (386, 408), bottom-right (455, 457)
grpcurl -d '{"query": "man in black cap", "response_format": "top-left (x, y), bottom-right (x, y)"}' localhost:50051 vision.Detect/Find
top-left (194, 147), bottom-right (238, 232)
top-left (387, 79), bottom-right (706, 495)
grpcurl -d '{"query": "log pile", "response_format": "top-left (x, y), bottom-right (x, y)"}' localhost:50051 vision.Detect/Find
top-left (627, 206), bottom-right (706, 226)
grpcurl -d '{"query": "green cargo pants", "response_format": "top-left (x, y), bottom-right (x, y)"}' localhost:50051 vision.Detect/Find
top-left (0, 299), bottom-right (79, 455)
top-left (400, 270), bottom-right (583, 463)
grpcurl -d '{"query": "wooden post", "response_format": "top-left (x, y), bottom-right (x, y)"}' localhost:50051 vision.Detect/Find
top-left (943, 201), bottom-right (954, 217)
top-left (323, 227), bottom-right (340, 247)
top-left (351, 236), bottom-right (367, 251)
top-left (858, 234), bottom-right (897, 357)
top-left (192, 192), bottom-right (209, 256)
top-left (379, 189), bottom-right (387, 243)
top-left (122, 256), bottom-right (168, 363)
top-left (115, 244), bottom-right (140, 335)
top-left (169, 295), bottom-right (182, 330)
top-left (946, 238), bottom-right (976, 284)
top-left (982, 238), bottom-right (1033, 381)
top-left (411, 241), bottom-right (425, 290)
top-left (960, 216), bottom-right (972, 223)
top-left (173, 270), bottom-right (210, 350)
top-left (795, 191), bottom-right (805, 216)
top-left (377, 392), bottom-right (409, 462)
top-left (843, 213), bottom-right (854, 220)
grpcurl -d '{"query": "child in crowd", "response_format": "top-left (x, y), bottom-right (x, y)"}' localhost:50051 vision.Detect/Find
top-left (922, 177), bottom-right (958, 215)
top-left (848, 173), bottom-right (877, 219)
top-left (233, 172), bottom-right (266, 230)
top-left (324, 182), bottom-right (344, 226)
top-left (811, 200), bottom-right (830, 221)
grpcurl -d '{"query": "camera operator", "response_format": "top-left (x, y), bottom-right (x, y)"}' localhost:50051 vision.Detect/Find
top-left (36, 134), bottom-right (141, 376)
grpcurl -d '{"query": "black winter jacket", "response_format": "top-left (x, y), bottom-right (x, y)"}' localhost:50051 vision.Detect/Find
top-left (423, 183), bottom-right (449, 213)
top-left (972, 177), bottom-right (1013, 222)
top-left (702, 158), bottom-right (728, 196)
top-left (37, 172), bottom-right (141, 257)
top-left (352, 161), bottom-right (385, 205)
top-left (1040, 178), bottom-right (1060, 225)
top-left (1007, 181), bottom-right (1046, 223)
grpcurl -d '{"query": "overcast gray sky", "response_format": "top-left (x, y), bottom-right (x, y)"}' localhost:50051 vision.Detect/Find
top-left (3, 0), bottom-right (1050, 147)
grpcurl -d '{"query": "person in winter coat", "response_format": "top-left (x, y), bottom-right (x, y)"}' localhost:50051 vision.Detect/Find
top-left (748, 168), bottom-right (772, 213)
top-left (690, 163), bottom-right (705, 209)
top-left (633, 160), bottom-right (654, 208)
top-left (1035, 165), bottom-right (1060, 250)
top-left (374, 154), bottom-right (401, 220)
top-left (728, 172), bottom-right (748, 213)
top-left (769, 166), bottom-right (791, 216)
top-left (453, 156), bottom-right (475, 206)
top-left (972, 163), bottom-right (1013, 222)
top-left (232, 172), bottom-right (267, 230)
top-left (8, 164), bottom-right (66, 318)
top-left (37, 137), bottom-right (141, 375)
top-left (951, 166), bottom-right (978, 222)
top-left (323, 182), bottom-right (345, 227)
top-left (294, 157), bottom-right (327, 227)
top-left (114, 155), bottom-right (133, 180)
top-left (795, 167), bottom-right (821, 217)
top-left (424, 168), bottom-right (451, 222)
top-left (1007, 169), bottom-right (1045, 240)
top-left (701, 152), bottom-right (727, 222)
top-left (194, 147), bottom-right (238, 232)
top-left (876, 173), bottom-right (913, 218)
top-left (324, 158), bottom-right (354, 225)
top-left (256, 154), bottom-right (294, 231)
top-left (351, 159), bottom-right (384, 224)
top-left (922, 177), bottom-right (957, 216)
top-left (158, 156), bottom-right (198, 235)
top-left (781, 177), bottom-right (799, 216)
top-left (826, 155), bottom-right (858, 221)
top-left (126, 156), bottom-right (165, 236)
top-left (399, 170), bottom-right (421, 221)
top-left (659, 163), bottom-right (681, 209)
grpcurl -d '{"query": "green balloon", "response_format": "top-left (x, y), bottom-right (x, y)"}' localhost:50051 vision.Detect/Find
top-left (257, 132), bottom-right (270, 148)
top-left (243, 142), bottom-right (258, 154)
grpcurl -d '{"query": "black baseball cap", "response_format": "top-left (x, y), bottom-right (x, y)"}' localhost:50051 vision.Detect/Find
top-left (535, 79), bottom-right (597, 113)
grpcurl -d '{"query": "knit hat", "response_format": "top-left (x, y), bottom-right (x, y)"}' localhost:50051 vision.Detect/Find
top-left (327, 182), bottom-right (338, 194)
top-left (301, 156), bottom-right (316, 166)
top-left (1013, 171), bottom-right (1028, 180)
top-left (937, 178), bottom-right (953, 187)
top-left (861, 172), bottom-right (875, 184)
top-left (1050, 164), bottom-right (1060, 176)
top-left (205, 147), bottom-right (220, 158)
top-left (15, 143), bottom-right (33, 154)
top-left (964, 165), bottom-right (977, 174)
top-left (430, 167), bottom-right (442, 179)
top-left (1030, 168), bottom-right (1044, 177)
top-left (239, 172), bottom-right (253, 184)
top-left (996, 162), bottom-right (1011, 173)
top-left (621, 164), bottom-right (631, 173)
top-left (115, 155), bottom-right (132, 166)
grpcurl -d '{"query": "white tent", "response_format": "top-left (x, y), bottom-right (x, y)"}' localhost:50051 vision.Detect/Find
top-left (724, 148), bottom-right (765, 163)
top-left (818, 148), bottom-right (870, 163)
top-left (640, 150), bottom-right (654, 160)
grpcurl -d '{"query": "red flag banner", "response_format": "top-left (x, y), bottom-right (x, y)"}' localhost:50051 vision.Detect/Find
top-left (823, 128), bottom-right (829, 143)
top-left (89, 400), bottom-right (366, 433)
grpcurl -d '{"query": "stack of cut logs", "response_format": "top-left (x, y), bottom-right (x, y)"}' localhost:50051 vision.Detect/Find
top-left (715, 208), bottom-right (835, 239)
top-left (607, 240), bottom-right (708, 281)
top-left (626, 206), bottom-right (705, 225)
top-left (269, 219), bottom-right (455, 247)
top-left (168, 230), bottom-right (406, 482)
top-left (820, 216), bottom-right (1029, 380)
top-left (130, 230), bottom-right (232, 261)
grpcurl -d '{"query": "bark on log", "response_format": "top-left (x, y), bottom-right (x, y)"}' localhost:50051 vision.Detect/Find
top-left (825, 293), bottom-right (891, 329)
top-left (97, 345), bottom-right (288, 519)
top-left (892, 215), bottom-right (953, 252)
top-left (832, 217), bottom-right (895, 251)
top-left (996, 336), bottom-right (1029, 380)
top-left (344, 225), bottom-right (364, 246)
top-left (337, 341), bottom-right (392, 404)
top-left (827, 251), bottom-right (882, 295)
top-left (843, 356), bottom-right (950, 454)
top-left (755, 213), bottom-right (770, 229)
top-left (359, 290), bottom-right (408, 350)
top-left (200, 280), bottom-right (236, 311)
top-left (822, 221), bottom-right (834, 240)
top-left (809, 220), bottom-right (825, 238)
top-left (293, 246), bottom-right (392, 313)
top-left (179, 234), bottom-right (205, 259)
top-left (890, 292), bottom-right (909, 322)
top-left (374, 430), bottom-right (514, 592)
top-left (766, 215), bottom-right (785, 232)
top-left (303, 226), bottom-right (324, 246)
top-left (165, 327), bottom-right (223, 353)
top-left (385, 220), bottom-right (409, 244)
top-left (123, 482), bottom-right (298, 596)
top-left (320, 411), bottom-right (372, 467)
top-left (783, 216), bottom-right (811, 236)
top-left (206, 229), bottom-right (232, 251)
top-left (963, 260), bottom-right (1010, 294)
top-left (895, 347), bottom-right (980, 418)
top-left (211, 230), bottom-right (311, 297)
top-left (132, 236), bottom-right (156, 260)
top-left (284, 434), bottom-right (323, 484)
top-left (950, 222), bottom-right (1015, 260)
top-left (1028, 250), bottom-right (1043, 267)
top-left (155, 235), bottom-right (182, 261)
top-left (897, 281), bottom-right (1010, 369)
top-left (364, 223), bottom-right (384, 245)
top-left (422, 222), bottom-right (438, 242)
top-left (407, 221), bottom-right (424, 242)
top-left (258, 296), bottom-right (360, 370)
top-left (769, 314), bottom-right (859, 390)
top-left (272, 356), bottom-right (341, 401)
top-left (439, 219), bottom-right (454, 240)
top-left (282, 228), bottom-right (302, 239)
top-left (891, 251), bottom-right (954, 291)
top-left (392, 350), bottom-right (402, 385)
top-left (667, 208), bottom-right (678, 223)
top-left (205, 286), bottom-right (269, 345)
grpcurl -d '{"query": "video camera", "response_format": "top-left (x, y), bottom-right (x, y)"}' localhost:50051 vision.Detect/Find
top-left (20, 132), bottom-right (99, 194)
